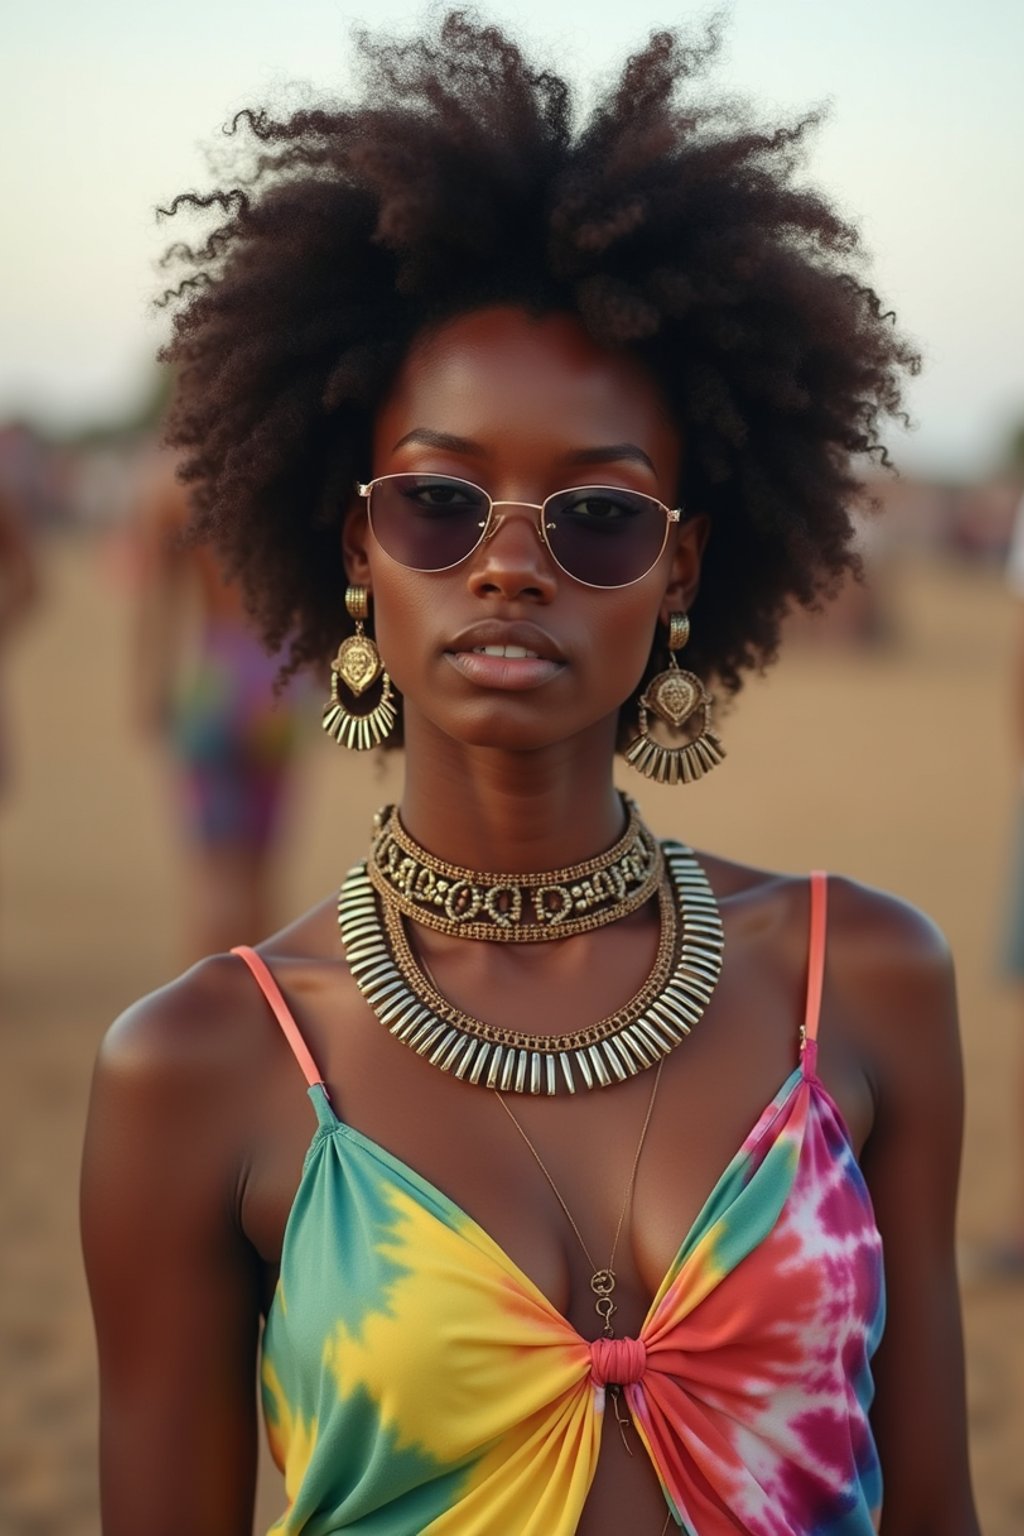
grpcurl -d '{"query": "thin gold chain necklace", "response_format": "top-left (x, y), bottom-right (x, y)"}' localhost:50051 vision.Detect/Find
top-left (417, 966), bottom-right (675, 1533)
top-left (495, 1060), bottom-right (673, 1536)
top-left (494, 1060), bottom-right (664, 1340)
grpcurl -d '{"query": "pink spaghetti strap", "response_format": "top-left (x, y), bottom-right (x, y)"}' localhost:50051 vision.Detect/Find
top-left (801, 872), bottom-right (828, 1076)
top-left (231, 945), bottom-right (326, 1091)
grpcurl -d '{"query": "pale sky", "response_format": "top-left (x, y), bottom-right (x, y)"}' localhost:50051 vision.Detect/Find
top-left (2, 0), bottom-right (1022, 477)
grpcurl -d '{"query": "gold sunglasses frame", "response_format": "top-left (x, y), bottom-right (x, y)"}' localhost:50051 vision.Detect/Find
top-left (356, 474), bottom-right (682, 590)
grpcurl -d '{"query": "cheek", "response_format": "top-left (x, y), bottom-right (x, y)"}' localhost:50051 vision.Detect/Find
top-left (603, 594), bottom-right (661, 699)
top-left (366, 562), bottom-right (439, 690)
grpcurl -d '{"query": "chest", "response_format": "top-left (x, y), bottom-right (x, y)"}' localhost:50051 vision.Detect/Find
top-left (243, 948), bottom-right (874, 1336)
top-left (260, 1075), bottom-right (884, 1464)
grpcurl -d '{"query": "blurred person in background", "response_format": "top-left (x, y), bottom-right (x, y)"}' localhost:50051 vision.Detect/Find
top-left (0, 483), bottom-right (39, 801)
top-left (995, 486), bottom-right (1024, 1274)
top-left (131, 444), bottom-right (306, 959)
top-left (82, 15), bottom-right (979, 1536)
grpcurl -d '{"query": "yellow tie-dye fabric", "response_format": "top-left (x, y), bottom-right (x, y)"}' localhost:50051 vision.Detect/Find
top-left (261, 1041), bottom-right (884, 1535)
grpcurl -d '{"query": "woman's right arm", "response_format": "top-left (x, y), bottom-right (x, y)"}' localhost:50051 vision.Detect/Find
top-left (81, 969), bottom-right (263, 1536)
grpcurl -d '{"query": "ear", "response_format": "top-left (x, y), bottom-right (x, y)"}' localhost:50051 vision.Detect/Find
top-left (341, 494), bottom-right (373, 587)
top-left (659, 513), bottom-right (709, 626)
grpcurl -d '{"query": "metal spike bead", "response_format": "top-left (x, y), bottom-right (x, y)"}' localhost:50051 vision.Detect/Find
top-left (429, 1029), bottom-right (458, 1066)
top-left (647, 1006), bottom-right (687, 1043)
top-left (575, 1051), bottom-right (595, 1090)
top-left (380, 993), bottom-right (419, 1028)
top-left (345, 942), bottom-right (387, 966)
top-left (363, 968), bottom-right (403, 998)
top-left (383, 997), bottom-right (421, 1033)
top-left (352, 966), bottom-right (389, 991)
top-left (349, 957), bottom-right (392, 986)
top-left (679, 956), bottom-right (720, 984)
top-left (620, 1027), bottom-right (654, 1070)
top-left (453, 1039), bottom-right (479, 1080)
top-left (588, 1046), bottom-right (611, 1088)
top-left (611, 1030), bottom-right (643, 1072)
top-left (638, 1017), bottom-right (675, 1053)
top-left (392, 1008), bottom-right (430, 1041)
top-left (602, 1037), bottom-right (630, 1081)
top-left (664, 978), bottom-right (707, 1007)
top-left (407, 1018), bottom-right (437, 1050)
top-left (469, 1043), bottom-right (492, 1084)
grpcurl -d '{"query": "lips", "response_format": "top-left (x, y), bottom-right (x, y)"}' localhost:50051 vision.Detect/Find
top-left (444, 621), bottom-right (566, 691)
top-left (445, 621), bottom-right (566, 663)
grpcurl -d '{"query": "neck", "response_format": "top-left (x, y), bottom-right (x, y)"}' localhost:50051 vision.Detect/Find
top-left (397, 712), bottom-right (632, 873)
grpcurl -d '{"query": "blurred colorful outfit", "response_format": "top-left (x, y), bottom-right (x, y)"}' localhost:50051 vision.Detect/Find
top-left (172, 622), bottom-right (301, 848)
top-left (233, 870), bottom-right (884, 1535)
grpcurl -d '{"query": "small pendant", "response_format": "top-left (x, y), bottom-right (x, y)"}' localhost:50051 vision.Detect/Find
top-left (647, 668), bottom-right (702, 727)
top-left (610, 1386), bottom-right (634, 1456)
top-left (591, 1267), bottom-right (617, 1336)
top-left (334, 634), bottom-right (382, 696)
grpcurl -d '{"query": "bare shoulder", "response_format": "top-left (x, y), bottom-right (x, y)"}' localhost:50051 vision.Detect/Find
top-left (822, 875), bottom-right (956, 1030)
top-left (824, 872), bottom-right (951, 965)
top-left (695, 843), bottom-right (957, 1066)
top-left (701, 842), bottom-right (952, 984)
top-left (94, 894), bottom-right (351, 1103)
top-left (93, 950), bottom-right (286, 1122)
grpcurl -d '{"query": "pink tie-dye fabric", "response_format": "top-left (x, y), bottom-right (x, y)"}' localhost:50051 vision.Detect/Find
top-left (242, 868), bottom-right (885, 1534)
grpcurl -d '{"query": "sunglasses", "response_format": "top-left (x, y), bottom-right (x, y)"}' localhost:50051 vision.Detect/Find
top-left (357, 474), bottom-right (682, 589)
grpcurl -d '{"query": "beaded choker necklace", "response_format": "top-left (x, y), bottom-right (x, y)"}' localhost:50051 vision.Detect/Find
top-left (367, 795), bottom-right (661, 943)
top-left (339, 816), bottom-right (724, 1095)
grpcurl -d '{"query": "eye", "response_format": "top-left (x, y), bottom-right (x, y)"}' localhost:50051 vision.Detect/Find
top-left (556, 490), bottom-right (644, 526)
top-left (403, 477), bottom-right (485, 514)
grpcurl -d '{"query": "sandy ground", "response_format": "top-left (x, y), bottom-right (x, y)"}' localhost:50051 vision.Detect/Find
top-left (1, 535), bottom-right (1022, 1535)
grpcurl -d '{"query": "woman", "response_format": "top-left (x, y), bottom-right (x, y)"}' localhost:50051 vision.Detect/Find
top-left (130, 441), bottom-right (305, 960)
top-left (0, 482), bottom-right (39, 797)
top-left (80, 15), bottom-right (979, 1534)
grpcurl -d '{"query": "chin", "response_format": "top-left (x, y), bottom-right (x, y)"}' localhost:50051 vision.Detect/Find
top-left (451, 720), bottom-right (569, 754)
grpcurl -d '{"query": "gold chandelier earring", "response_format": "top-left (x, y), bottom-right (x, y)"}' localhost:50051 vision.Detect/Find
top-left (322, 585), bottom-right (397, 750)
top-left (625, 612), bottom-right (725, 785)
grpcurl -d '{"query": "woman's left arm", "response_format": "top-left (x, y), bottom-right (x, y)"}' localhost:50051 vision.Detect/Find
top-left (837, 883), bottom-right (980, 1536)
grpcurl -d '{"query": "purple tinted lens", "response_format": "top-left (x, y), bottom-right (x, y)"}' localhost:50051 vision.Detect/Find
top-left (368, 475), bottom-right (489, 571)
top-left (545, 488), bottom-right (666, 587)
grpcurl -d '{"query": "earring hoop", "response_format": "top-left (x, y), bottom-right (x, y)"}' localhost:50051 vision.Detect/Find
top-left (625, 611), bottom-right (725, 785)
top-left (321, 585), bottom-right (397, 750)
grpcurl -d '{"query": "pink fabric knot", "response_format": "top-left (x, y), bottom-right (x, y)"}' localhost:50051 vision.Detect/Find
top-left (589, 1335), bottom-right (647, 1387)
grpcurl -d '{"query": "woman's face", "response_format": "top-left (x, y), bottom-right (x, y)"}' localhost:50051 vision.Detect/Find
top-left (344, 305), bottom-right (705, 756)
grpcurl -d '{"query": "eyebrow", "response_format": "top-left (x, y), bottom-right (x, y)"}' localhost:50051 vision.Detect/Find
top-left (392, 428), bottom-right (656, 474)
top-left (566, 443), bottom-right (657, 474)
top-left (392, 428), bottom-right (487, 455)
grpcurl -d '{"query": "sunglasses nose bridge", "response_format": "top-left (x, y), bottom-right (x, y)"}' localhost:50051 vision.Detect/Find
top-left (480, 499), bottom-right (548, 548)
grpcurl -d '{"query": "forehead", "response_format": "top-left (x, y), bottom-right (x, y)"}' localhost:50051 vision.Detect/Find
top-left (373, 306), bottom-right (680, 473)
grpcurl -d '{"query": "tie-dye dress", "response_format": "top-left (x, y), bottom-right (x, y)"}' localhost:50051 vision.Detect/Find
top-left (233, 867), bottom-right (885, 1535)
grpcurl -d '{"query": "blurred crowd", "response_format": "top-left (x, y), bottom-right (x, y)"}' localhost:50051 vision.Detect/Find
top-left (0, 417), bottom-right (311, 965)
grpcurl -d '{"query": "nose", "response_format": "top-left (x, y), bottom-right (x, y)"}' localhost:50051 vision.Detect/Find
top-left (466, 501), bottom-right (557, 602)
